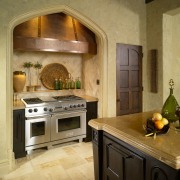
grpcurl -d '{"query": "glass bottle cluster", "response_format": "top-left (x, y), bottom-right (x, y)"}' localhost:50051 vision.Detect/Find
top-left (54, 76), bottom-right (81, 90)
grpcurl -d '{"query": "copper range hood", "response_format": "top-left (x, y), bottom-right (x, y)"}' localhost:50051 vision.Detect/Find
top-left (13, 13), bottom-right (97, 54)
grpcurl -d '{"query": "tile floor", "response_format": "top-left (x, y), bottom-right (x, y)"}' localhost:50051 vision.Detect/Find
top-left (2, 142), bottom-right (94, 180)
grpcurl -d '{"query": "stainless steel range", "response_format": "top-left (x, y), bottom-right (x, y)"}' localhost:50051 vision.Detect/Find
top-left (22, 95), bottom-right (86, 152)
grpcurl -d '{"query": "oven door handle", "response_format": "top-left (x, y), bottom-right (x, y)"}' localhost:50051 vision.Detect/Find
top-left (51, 109), bottom-right (87, 116)
top-left (26, 114), bottom-right (51, 120)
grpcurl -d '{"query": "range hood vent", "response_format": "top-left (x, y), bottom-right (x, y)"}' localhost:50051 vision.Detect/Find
top-left (13, 13), bottom-right (97, 54)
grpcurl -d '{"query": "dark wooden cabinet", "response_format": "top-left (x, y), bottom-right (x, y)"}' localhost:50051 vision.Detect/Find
top-left (145, 155), bottom-right (180, 180)
top-left (103, 135), bottom-right (144, 180)
top-left (13, 109), bottom-right (26, 159)
top-left (92, 129), bottom-right (180, 180)
top-left (85, 101), bottom-right (98, 142)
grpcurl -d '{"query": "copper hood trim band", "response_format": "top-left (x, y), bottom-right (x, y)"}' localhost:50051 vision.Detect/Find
top-left (13, 36), bottom-right (97, 54)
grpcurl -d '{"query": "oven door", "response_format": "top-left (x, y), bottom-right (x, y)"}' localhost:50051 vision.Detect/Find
top-left (25, 115), bottom-right (51, 147)
top-left (51, 110), bottom-right (86, 141)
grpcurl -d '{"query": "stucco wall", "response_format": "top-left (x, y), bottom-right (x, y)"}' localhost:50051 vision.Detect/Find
top-left (146, 0), bottom-right (180, 110)
top-left (172, 13), bottom-right (180, 102)
top-left (0, 0), bottom-right (147, 176)
top-left (13, 52), bottom-right (83, 91)
top-left (163, 12), bottom-right (180, 104)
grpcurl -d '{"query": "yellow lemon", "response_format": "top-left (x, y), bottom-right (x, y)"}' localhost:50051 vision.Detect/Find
top-left (161, 118), bottom-right (169, 125)
top-left (152, 113), bottom-right (162, 121)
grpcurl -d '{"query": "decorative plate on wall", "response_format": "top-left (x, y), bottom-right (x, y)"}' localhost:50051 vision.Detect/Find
top-left (40, 63), bottom-right (69, 90)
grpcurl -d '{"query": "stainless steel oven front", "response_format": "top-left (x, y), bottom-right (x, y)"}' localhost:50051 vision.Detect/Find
top-left (25, 115), bottom-right (51, 150)
top-left (51, 110), bottom-right (86, 143)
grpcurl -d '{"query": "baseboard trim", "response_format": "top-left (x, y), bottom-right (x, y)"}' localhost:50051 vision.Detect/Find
top-left (0, 160), bottom-right (10, 178)
top-left (0, 149), bottom-right (15, 178)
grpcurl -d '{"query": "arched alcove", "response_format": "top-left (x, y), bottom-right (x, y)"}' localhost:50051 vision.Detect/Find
top-left (7, 5), bottom-right (108, 166)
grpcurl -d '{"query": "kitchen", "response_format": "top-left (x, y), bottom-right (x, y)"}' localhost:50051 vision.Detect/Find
top-left (1, 0), bottom-right (180, 179)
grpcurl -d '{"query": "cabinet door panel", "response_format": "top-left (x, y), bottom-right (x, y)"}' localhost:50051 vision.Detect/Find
top-left (124, 152), bottom-right (144, 180)
top-left (103, 135), bottom-right (144, 180)
top-left (106, 143), bottom-right (124, 180)
top-left (85, 101), bottom-right (98, 142)
top-left (13, 109), bottom-right (26, 159)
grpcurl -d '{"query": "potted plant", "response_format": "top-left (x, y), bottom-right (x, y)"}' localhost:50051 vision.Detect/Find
top-left (33, 61), bottom-right (43, 91)
top-left (23, 62), bottom-right (33, 91)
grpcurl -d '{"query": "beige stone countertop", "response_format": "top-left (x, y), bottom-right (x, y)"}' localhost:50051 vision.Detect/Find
top-left (78, 95), bottom-right (98, 102)
top-left (13, 100), bottom-right (25, 110)
top-left (89, 111), bottom-right (180, 170)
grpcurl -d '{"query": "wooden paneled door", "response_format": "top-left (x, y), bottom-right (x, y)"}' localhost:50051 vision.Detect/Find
top-left (116, 43), bottom-right (143, 116)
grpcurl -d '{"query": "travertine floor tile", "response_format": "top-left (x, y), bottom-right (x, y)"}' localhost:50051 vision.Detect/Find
top-left (3, 142), bottom-right (94, 180)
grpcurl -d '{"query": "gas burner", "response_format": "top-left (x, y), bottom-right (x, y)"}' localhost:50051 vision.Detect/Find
top-left (22, 98), bottom-right (43, 105)
top-left (53, 95), bottom-right (83, 101)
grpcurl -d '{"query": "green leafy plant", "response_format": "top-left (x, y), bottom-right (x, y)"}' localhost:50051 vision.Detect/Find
top-left (34, 62), bottom-right (43, 69)
top-left (23, 62), bottom-right (33, 68)
top-left (33, 62), bottom-right (43, 85)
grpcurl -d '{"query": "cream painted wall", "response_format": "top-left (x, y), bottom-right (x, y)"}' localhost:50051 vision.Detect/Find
top-left (172, 14), bottom-right (180, 103)
top-left (0, 0), bottom-right (146, 176)
top-left (163, 12), bottom-right (180, 104)
top-left (146, 0), bottom-right (180, 111)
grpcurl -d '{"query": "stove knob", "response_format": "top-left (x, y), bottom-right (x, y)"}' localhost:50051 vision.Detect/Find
top-left (49, 108), bottom-right (53, 112)
top-left (34, 108), bottom-right (38, 112)
top-left (81, 104), bottom-right (84, 107)
top-left (44, 107), bottom-right (48, 111)
top-left (70, 105), bottom-right (73, 108)
top-left (78, 104), bottom-right (81, 107)
top-left (73, 105), bottom-right (77, 108)
top-left (28, 109), bottom-right (33, 113)
top-left (64, 107), bottom-right (68, 110)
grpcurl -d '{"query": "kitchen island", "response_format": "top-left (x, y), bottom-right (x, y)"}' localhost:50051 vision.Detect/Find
top-left (89, 111), bottom-right (180, 180)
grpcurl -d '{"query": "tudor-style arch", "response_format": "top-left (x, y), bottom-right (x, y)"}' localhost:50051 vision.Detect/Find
top-left (5, 5), bottom-right (108, 172)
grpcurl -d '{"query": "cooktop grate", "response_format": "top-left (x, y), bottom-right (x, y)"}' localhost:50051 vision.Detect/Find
top-left (53, 95), bottom-right (83, 101)
top-left (22, 98), bottom-right (43, 104)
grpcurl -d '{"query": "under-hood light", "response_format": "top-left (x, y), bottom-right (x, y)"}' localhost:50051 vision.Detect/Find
top-left (13, 13), bottom-right (97, 54)
top-left (38, 16), bottom-right (41, 37)
top-left (72, 18), bottom-right (78, 41)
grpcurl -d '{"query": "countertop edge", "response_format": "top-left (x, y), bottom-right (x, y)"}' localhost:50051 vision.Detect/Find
top-left (13, 100), bottom-right (25, 110)
top-left (78, 95), bottom-right (98, 102)
top-left (88, 118), bottom-right (180, 170)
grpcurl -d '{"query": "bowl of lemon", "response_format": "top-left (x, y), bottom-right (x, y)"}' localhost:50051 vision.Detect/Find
top-left (144, 112), bottom-right (169, 138)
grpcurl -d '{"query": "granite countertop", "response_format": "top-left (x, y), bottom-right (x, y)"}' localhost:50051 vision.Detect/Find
top-left (78, 95), bottom-right (98, 102)
top-left (88, 111), bottom-right (180, 170)
top-left (13, 100), bottom-right (25, 110)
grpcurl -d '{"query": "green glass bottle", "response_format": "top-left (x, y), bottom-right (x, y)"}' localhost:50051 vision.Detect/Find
top-left (161, 79), bottom-right (179, 123)
top-left (76, 77), bottom-right (81, 89)
top-left (59, 78), bottom-right (63, 90)
top-left (70, 78), bottom-right (75, 89)
top-left (65, 79), bottom-right (69, 89)
top-left (54, 79), bottom-right (59, 90)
